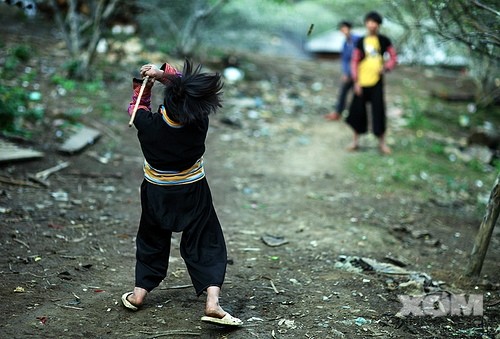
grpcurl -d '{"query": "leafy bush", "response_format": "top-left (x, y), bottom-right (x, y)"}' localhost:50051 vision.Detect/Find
top-left (0, 84), bottom-right (42, 135)
top-left (13, 44), bottom-right (31, 62)
top-left (0, 85), bottom-right (23, 129)
top-left (0, 44), bottom-right (43, 135)
top-left (2, 44), bottom-right (32, 77)
top-left (50, 74), bottom-right (77, 91)
top-left (404, 96), bottom-right (431, 130)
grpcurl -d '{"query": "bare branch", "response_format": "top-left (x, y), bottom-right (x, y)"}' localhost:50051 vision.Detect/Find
top-left (49, 0), bottom-right (73, 55)
top-left (68, 0), bottom-right (80, 55)
top-left (179, 0), bottom-right (229, 55)
top-left (135, 1), bottom-right (180, 39)
top-left (102, 0), bottom-right (119, 19)
top-left (83, 0), bottom-right (106, 71)
top-left (472, 0), bottom-right (500, 16)
top-left (193, 0), bottom-right (228, 20)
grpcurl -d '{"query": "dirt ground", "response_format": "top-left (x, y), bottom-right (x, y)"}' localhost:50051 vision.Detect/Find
top-left (1, 7), bottom-right (499, 339)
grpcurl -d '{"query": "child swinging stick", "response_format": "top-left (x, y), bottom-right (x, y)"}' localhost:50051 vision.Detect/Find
top-left (122, 60), bottom-right (242, 326)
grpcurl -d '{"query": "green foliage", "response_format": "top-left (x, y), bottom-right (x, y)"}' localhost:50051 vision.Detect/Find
top-left (75, 97), bottom-right (91, 105)
top-left (492, 159), bottom-right (500, 172)
top-left (2, 44), bottom-right (33, 77)
top-left (0, 83), bottom-right (43, 135)
top-left (0, 44), bottom-right (43, 135)
top-left (404, 96), bottom-right (432, 130)
top-left (99, 103), bottom-right (114, 120)
top-left (157, 42), bottom-right (178, 57)
top-left (50, 74), bottom-right (77, 91)
top-left (388, 0), bottom-right (500, 106)
top-left (82, 80), bottom-right (104, 93)
top-left (347, 73), bottom-right (500, 212)
top-left (12, 44), bottom-right (31, 62)
top-left (3, 55), bottom-right (20, 74)
top-left (63, 59), bottom-right (83, 79)
top-left (0, 85), bottom-right (24, 129)
top-left (65, 107), bottom-right (85, 120)
top-left (345, 133), bottom-right (497, 214)
top-left (429, 142), bottom-right (445, 156)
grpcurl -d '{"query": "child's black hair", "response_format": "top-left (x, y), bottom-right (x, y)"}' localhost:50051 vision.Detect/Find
top-left (364, 11), bottom-right (383, 25)
top-left (163, 59), bottom-right (223, 125)
top-left (339, 21), bottom-right (352, 29)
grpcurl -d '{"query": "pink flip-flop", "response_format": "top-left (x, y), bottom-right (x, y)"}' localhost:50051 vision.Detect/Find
top-left (201, 313), bottom-right (243, 326)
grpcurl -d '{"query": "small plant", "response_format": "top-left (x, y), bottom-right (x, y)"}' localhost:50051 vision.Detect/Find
top-left (50, 74), bottom-right (77, 91)
top-left (404, 96), bottom-right (431, 130)
top-left (0, 43), bottom-right (44, 136)
top-left (83, 80), bottom-right (104, 93)
top-left (0, 84), bottom-right (43, 136)
top-left (12, 44), bottom-right (31, 62)
top-left (429, 141), bottom-right (446, 155)
top-left (0, 85), bottom-right (22, 129)
top-left (2, 44), bottom-right (32, 77)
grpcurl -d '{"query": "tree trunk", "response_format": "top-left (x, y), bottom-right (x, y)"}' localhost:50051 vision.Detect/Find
top-left (50, 0), bottom-right (118, 80)
top-left (178, 0), bottom-right (228, 57)
top-left (466, 173), bottom-right (500, 277)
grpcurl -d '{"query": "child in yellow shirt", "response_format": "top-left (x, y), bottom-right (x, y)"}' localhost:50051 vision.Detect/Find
top-left (346, 11), bottom-right (397, 154)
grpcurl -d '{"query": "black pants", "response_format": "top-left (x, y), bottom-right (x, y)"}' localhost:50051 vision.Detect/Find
top-left (346, 79), bottom-right (386, 137)
top-left (135, 178), bottom-right (227, 296)
top-left (335, 77), bottom-right (354, 113)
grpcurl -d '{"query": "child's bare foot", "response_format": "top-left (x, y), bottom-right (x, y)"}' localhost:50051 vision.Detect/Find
top-left (203, 304), bottom-right (242, 326)
top-left (205, 304), bottom-right (227, 318)
top-left (121, 287), bottom-right (147, 311)
top-left (201, 286), bottom-right (242, 326)
top-left (379, 144), bottom-right (392, 155)
top-left (205, 286), bottom-right (226, 318)
top-left (346, 143), bottom-right (359, 152)
top-left (324, 112), bottom-right (341, 121)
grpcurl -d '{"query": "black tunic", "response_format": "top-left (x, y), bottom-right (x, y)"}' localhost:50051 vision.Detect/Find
top-left (132, 106), bottom-right (227, 296)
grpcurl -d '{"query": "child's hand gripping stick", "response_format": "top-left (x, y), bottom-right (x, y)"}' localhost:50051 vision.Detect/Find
top-left (128, 76), bottom-right (150, 128)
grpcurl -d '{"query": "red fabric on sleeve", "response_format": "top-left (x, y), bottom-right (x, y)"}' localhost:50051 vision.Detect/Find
top-left (384, 45), bottom-right (397, 72)
top-left (127, 78), bottom-right (152, 116)
top-left (161, 63), bottom-right (178, 75)
top-left (350, 48), bottom-right (362, 83)
top-left (158, 63), bottom-right (181, 85)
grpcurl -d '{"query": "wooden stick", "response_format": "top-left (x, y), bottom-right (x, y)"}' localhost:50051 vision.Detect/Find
top-left (165, 284), bottom-right (192, 289)
top-left (128, 76), bottom-right (149, 127)
top-left (0, 175), bottom-right (39, 187)
top-left (269, 279), bottom-right (280, 294)
top-left (13, 238), bottom-right (30, 249)
top-left (262, 276), bottom-right (280, 294)
top-left (57, 304), bottom-right (84, 310)
top-left (35, 161), bottom-right (70, 180)
top-left (466, 173), bottom-right (499, 277)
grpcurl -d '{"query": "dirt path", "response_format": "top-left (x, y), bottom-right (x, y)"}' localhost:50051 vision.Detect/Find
top-left (271, 120), bottom-right (350, 177)
top-left (1, 108), bottom-right (499, 338)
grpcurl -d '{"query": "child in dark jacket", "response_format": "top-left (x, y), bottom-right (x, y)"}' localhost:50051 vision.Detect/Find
top-left (121, 59), bottom-right (242, 326)
top-left (325, 20), bottom-right (360, 121)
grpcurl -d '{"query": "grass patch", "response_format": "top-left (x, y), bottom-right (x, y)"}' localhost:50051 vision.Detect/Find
top-left (345, 131), bottom-right (497, 215)
top-left (347, 83), bottom-right (500, 213)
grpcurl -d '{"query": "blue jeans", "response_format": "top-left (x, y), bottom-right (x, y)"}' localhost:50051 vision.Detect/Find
top-left (335, 77), bottom-right (354, 113)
